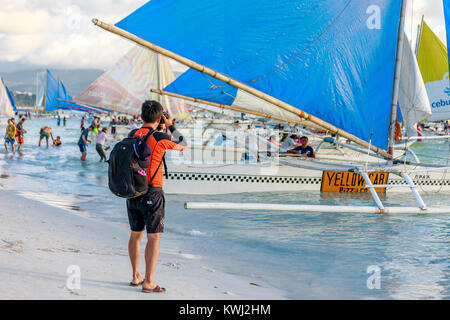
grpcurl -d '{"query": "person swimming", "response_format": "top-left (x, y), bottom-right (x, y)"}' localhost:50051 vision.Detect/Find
top-left (53, 136), bottom-right (62, 147)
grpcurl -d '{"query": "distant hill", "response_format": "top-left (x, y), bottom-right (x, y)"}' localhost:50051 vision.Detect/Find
top-left (2, 69), bottom-right (104, 97)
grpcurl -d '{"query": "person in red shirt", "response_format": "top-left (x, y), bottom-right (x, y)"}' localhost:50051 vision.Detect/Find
top-left (127, 100), bottom-right (187, 294)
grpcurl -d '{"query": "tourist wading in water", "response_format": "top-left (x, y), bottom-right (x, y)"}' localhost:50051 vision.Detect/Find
top-left (126, 100), bottom-right (188, 293)
top-left (16, 118), bottom-right (27, 152)
top-left (95, 127), bottom-right (109, 162)
top-left (38, 126), bottom-right (55, 148)
top-left (78, 126), bottom-right (93, 161)
top-left (4, 118), bottom-right (17, 153)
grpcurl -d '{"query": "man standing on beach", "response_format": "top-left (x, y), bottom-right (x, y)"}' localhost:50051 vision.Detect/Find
top-left (127, 100), bottom-right (187, 293)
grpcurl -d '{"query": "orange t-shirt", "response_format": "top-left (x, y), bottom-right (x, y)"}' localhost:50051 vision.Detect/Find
top-left (133, 126), bottom-right (187, 188)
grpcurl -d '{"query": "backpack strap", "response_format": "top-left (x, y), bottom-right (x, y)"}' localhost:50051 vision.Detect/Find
top-left (143, 129), bottom-right (155, 143)
top-left (130, 128), bottom-right (155, 143)
top-left (128, 129), bottom-right (139, 138)
top-left (163, 155), bottom-right (169, 179)
top-left (149, 160), bottom-right (164, 186)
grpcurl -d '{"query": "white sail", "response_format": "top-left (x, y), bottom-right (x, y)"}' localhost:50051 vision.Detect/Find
top-left (75, 46), bottom-right (188, 117)
top-left (399, 33), bottom-right (432, 137)
top-left (34, 71), bottom-right (46, 108)
top-left (0, 78), bottom-right (15, 117)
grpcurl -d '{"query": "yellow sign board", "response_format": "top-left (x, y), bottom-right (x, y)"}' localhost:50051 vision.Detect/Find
top-left (321, 171), bottom-right (389, 193)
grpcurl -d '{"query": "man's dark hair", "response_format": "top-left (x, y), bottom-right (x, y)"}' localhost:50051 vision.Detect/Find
top-left (301, 136), bottom-right (308, 141)
top-left (142, 100), bottom-right (164, 123)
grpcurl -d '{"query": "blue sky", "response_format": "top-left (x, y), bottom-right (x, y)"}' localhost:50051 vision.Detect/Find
top-left (0, 0), bottom-right (446, 72)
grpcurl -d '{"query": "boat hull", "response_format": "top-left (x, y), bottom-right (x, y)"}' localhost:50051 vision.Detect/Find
top-left (164, 162), bottom-right (450, 195)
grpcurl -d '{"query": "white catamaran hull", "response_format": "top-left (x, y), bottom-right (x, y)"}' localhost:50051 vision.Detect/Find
top-left (164, 162), bottom-right (450, 195)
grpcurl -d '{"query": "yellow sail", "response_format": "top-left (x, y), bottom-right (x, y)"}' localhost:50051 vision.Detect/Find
top-left (417, 21), bottom-right (450, 121)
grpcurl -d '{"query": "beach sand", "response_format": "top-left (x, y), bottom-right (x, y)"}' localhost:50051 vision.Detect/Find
top-left (0, 190), bottom-right (285, 300)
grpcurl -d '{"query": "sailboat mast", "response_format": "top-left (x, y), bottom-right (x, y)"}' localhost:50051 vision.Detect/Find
top-left (43, 71), bottom-right (47, 112)
top-left (414, 15), bottom-right (424, 57)
top-left (35, 72), bottom-right (38, 109)
top-left (157, 53), bottom-right (162, 104)
top-left (387, 0), bottom-right (407, 158)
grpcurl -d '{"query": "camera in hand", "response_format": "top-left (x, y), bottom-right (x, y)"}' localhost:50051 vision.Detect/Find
top-left (161, 112), bottom-right (169, 121)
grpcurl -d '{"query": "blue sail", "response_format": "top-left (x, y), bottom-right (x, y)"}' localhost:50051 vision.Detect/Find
top-left (5, 85), bottom-right (17, 111)
top-left (44, 70), bottom-right (60, 111)
top-left (444, 0), bottom-right (450, 76)
top-left (116, 0), bottom-right (402, 149)
top-left (43, 70), bottom-right (104, 113)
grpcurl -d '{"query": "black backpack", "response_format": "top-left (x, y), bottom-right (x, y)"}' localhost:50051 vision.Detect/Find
top-left (108, 129), bottom-right (160, 199)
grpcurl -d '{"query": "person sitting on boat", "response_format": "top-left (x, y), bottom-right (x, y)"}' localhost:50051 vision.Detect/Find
top-left (288, 136), bottom-right (315, 158)
top-left (280, 133), bottom-right (298, 151)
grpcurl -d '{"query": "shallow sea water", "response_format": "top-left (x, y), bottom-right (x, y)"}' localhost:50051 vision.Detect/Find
top-left (0, 117), bottom-right (449, 299)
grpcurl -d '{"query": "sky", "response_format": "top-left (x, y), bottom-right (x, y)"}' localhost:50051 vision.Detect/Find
top-left (0, 0), bottom-right (447, 73)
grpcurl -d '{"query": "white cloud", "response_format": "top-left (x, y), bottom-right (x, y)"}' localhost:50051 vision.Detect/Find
top-left (0, 0), bottom-right (148, 70)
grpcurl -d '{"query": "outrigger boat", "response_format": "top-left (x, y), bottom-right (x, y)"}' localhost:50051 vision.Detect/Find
top-left (92, 0), bottom-right (450, 213)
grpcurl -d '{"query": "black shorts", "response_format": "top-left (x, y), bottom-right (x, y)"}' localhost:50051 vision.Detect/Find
top-left (126, 187), bottom-right (165, 234)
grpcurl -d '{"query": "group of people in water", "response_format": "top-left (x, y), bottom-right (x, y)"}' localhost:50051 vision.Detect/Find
top-left (78, 121), bottom-right (111, 162)
top-left (3, 116), bottom-right (64, 153)
top-left (4, 117), bottom-right (27, 153)
top-left (4, 111), bottom-right (316, 163)
top-left (3, 113), bottom-right (111, 162)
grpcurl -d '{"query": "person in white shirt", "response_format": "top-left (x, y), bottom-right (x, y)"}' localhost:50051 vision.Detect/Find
top-left (280, 134), bottom-right (298, 151)
top-left (130, 120), bottom-right (138, 131)
top-left (96, 127), bottom-right (109, 162)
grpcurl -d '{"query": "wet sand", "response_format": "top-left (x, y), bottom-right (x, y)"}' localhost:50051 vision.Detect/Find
top-left (0, 190), bottom-right (285, 300)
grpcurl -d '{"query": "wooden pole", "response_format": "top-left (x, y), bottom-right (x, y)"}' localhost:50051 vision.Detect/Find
top-left (151, 89), bottom-right (323, 130)
top-left (387, 0), bottom-right (407, 158)
top-left (414, 15), bottom-right (424, 57)
top-left (92, 18), bottom-right (391, 159)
